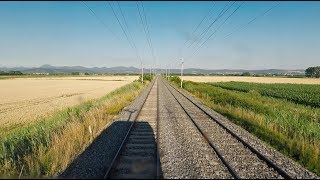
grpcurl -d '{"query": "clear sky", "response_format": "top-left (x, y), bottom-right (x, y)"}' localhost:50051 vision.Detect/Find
top-left (0, 1), bottom-right (319, 70)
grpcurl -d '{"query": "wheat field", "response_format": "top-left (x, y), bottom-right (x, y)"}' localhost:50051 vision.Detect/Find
top-left (182, 76), bottom-right (320, 84)
top-left (0, 76), bottom-right (138, 127)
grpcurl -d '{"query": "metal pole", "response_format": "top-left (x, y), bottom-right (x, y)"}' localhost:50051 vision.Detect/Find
top-left (141, 62), bottom-right (144, 84)
top-left (167, 65), bottom-right (169, 80)
top-left (180, 59), bottom-right (184, 88)
top-left (169, 64), bottom-right (171, 78)
top-left (166, 67), bottom-right (168, 79)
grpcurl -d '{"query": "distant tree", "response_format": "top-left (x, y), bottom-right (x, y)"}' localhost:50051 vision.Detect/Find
top-left (0, 71), bottom-right (23, 76)
top-left (241, 72), bottom-right (251, 76)
top-left (71, 72), bottom-right (80, 75)
top-left (305, 66), bottom-right (320, 78)
top-left (84, 72), bottom-right (90, 75)
top-left (10, 71), bottom-right (23, 75)
top-left (138, 74), bottom-right (154, 82)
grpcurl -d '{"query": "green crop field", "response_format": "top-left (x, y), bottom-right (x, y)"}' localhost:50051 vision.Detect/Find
top-left (210, 82), bottom-right (320, 108)
top-left (169, 76), bottom-right (320, 176)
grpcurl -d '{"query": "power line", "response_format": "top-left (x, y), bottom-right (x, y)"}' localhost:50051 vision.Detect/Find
top-left (136, 3), bottom-right (148, 43)
top-left (177, 1), bottom-right (216, 59)
top-left (108, 2), bottom-right (134, 49)
top-left (183, 1), bottom-right (216, 47)
top-left (224, 2), bottom-right (280, 39)
top-left (82, 1), bottom-right (120, 40)
top-left (171, 1), bottom-right (233, 63)
top-left (137, 2), bottom-right (156, 62)
top-left (141, 2), bottom-right (156, 63)
top-left (186, 1), bottom-right (235, 50)
top-left (187, 2), bottom-right (245, 60)
top-left (180, 1), bottom-right (235, 62)
top-left (190, 2), bottom-right (244, 59)
top-left (108, 2), bottom-right (141, 62)
top-left (117, 1), bottom-right (142, 62)
top-left (190, 1), bottom-right (234, 48)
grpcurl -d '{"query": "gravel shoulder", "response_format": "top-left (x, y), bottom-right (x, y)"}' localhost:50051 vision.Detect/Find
top-left (168, 80), bottom-right (318, 179)
top-left (158, 79), bottom-right (232, 179)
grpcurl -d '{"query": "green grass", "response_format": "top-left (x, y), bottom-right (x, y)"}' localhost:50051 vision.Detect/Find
top-left (0, 80), bottom-right (148, 177)
top-left (211, 82), bottom-right (320, 108)
top-left (169, 77), bottom-right (320, 176)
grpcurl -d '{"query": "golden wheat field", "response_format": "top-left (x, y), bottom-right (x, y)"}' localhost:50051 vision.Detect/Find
top-left (182, 76), bottom-right (320, 84)
top-left (0, 76), bottom-right (138, 127)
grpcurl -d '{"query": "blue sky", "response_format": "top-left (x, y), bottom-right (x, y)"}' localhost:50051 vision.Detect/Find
top-left (0, 1), bottom-right (319, 69)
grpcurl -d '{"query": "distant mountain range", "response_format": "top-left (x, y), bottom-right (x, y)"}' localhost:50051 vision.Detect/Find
top-left (0, 64), bottom-right (306, 75)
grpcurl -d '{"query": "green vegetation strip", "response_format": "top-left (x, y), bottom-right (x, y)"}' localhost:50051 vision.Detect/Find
top-left (0, 79), bottom-right (148, 177)
top-left (211, 82), bottom-right (320, 108)
top-left (169, 76), bottom-right (320, 176)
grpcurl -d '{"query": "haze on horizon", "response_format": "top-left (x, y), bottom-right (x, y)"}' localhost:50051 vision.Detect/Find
top-left (0, 1), bottom-right (319, 70)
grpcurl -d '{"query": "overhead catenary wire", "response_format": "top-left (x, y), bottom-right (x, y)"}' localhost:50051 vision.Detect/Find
top-left (108, 2), bottom-right (134, 51)
top-left (187, 2), bottom-right (245, 60)
top-left (186, 1), bottom-right (235, 49)
top-left (171, 1), bottom-right (232, 64)
top-left (136, 2), bottom-right (150, 55)
top-left (117, 2), bottom-right (139, 54)
top-left (224, 2), bottom-right (280, 39)
top-left (82, 1), bottom-right (120, 40)
top-left (141, 2), bottom-right (157, 65)
top-left (183, 1), bottom-right (216, 47)
top-left (116, 2), bottom-right (142, 62)
top-left (137, 2), bottom-right (156, 62)
top-left (108, 2), bottom-right (142, 62)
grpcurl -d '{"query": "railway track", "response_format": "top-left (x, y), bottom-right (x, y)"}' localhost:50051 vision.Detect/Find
top-left (99, 76), bottom-right (317, 179)
top-left (159, 77), bottom-right (294, 179)
top-left (104, 78), bottom-right (160, 179)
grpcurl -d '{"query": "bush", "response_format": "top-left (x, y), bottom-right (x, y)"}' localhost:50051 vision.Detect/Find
top-left (241, 72), bottom-right (251, 76)
top-left (71, 72), bottom-right (80, 75)
top-left (138, 74), bottom-right (154, 82)
top-left (169, 76), bottom-right (181, 86)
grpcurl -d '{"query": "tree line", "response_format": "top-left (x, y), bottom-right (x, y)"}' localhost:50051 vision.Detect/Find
top-left (305, 66), bottom-right (320, 78)
top-left (0, 71), bottom-right (23, 76)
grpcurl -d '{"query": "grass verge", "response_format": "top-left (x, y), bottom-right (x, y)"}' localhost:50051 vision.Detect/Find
top-left (0, 80), bottom-right (148, 178)
top-left (169, 77), bottom-right (320, 176)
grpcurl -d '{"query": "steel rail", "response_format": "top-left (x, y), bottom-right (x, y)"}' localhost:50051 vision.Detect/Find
top-left (156, 77), bottom-right (161, 179)
top-left (104, 78), bottom-right (157, 179)
top-left (164, 78), bottom-right (292, 179)
top-left (160, 78), bottom-right (240, 179)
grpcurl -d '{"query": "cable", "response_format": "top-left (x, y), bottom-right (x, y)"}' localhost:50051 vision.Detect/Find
top-left (108, 2), bottom-right (141, 62)
top-left (82, 1), bottom-right (120, 40)
top-left (188, 2), bottom-right (245, 59)
top-left (117, 1), bottom-right (142, 62)
top-left (187, 1), bottom-right (235, 49)
top-left (183, 1), bottom-right (216, 47)
top-left (137, 2), bottom-right (156, 62)
top-left (224, 2), bottom-right (280, 39)
top-left (108, 2), bottom-right (134, 49)
top-left (190, 2), bottom-right (244, 59)
top-left (141, 2), bottom-right (156, 63)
